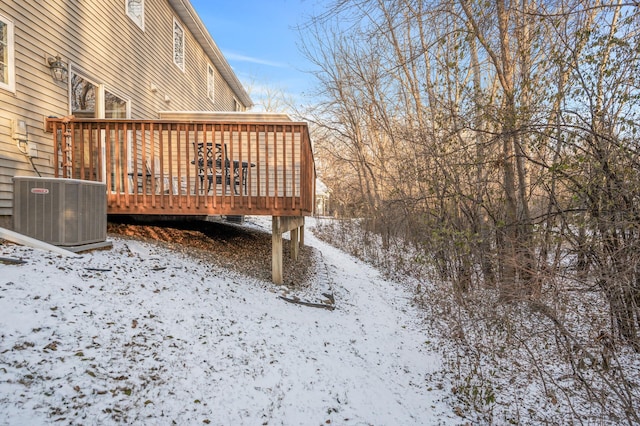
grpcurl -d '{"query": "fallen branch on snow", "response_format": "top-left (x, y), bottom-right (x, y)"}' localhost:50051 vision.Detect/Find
top-left (278, 295), bottom-right (335, 311)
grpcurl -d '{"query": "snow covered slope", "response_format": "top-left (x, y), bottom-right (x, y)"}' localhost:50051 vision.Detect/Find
top-left (0, 216), bottom-right (455, 425)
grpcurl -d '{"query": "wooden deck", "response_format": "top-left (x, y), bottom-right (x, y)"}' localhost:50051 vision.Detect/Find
top-left (46, 116), bottom-right (315, 284)
top-left (46, 117), bottom-right (315, 217)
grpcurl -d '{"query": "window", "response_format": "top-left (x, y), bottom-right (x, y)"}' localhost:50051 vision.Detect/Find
top-left (69, 70), bottom-right (131, 186)
top-left (70, 71), bottom-right (130, 118)
top-left (126, 0), bottom-right (144, 30)
top-left (173, 18), bottom-right (185, 71)
top-left (71, 73), bottom-right (98, 118)
top-left (207, 64), bottom-right (215, 101)
top-left (105, 90), bottom-right (129, 118)
top-left (0, 13), bottom-right (15, 92)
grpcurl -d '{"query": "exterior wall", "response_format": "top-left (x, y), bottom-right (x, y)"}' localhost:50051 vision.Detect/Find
top-left (0, 0), bottom-right (251, 217)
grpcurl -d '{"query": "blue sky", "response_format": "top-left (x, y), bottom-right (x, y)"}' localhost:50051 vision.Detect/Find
top-left (189, 0), bottom-right (326, 108)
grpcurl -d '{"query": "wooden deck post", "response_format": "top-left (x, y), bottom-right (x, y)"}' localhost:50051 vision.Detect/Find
top-left (291, 227), bottom-right (299, 261)
top-left (272, 217), bottom-right (283, 285)
top-left (272, 216), bottom-right (305, 285)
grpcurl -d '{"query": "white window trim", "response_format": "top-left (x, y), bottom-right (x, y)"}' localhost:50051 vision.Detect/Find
top-left (173, 18), bottom-right (185, 72)
top-left (126, 0), bottom-right (144, 31)
top-left (0, 13), bottom-right (15, 93)
top-left (207, 63), bottom-right (215, 102)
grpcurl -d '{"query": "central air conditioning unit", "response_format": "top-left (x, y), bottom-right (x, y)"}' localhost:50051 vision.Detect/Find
top-left (13, 177), bottom-right (107, 247)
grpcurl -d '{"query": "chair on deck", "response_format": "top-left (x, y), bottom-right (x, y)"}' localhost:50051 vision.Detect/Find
top-left (194, 143), bottom-right (242, 194)
top-left (145, 158), bottom-right (184, 195)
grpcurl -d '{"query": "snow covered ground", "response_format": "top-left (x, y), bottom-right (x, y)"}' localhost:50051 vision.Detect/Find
top-left (0, 216), bottom-right (456, 425)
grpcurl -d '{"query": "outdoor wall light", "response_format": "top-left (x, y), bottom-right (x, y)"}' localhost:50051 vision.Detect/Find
top-left (47, 55), bottom-right (68, 83)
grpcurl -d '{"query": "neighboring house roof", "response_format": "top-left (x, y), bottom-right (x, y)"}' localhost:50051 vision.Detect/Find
top-left (170, 0), bottom-right (253, 108)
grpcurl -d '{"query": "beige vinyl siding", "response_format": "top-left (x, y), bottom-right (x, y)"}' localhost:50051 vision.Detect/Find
top-left (0, 0), bottom-right (251, 216)
top-left (0, 1), bottom-right (68, 215)
top-left (4, 0), bottom-right (243, 118)
top-left (214, 71), bottom-right (241, 111)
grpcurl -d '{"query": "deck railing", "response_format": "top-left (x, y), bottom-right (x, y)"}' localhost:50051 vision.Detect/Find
top-left (47, 118), bottom-right (315, 217)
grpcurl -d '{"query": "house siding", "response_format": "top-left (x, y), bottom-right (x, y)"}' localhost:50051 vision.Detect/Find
top-left (0, 0), bottom-right (251, 216)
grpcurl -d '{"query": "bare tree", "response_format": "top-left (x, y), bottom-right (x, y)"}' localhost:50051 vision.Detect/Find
top-left (300, 0), bottom-right (640, 420)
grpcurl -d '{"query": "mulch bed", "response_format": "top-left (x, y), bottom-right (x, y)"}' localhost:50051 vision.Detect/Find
top-left (107, 216), bottom-right (317, 288)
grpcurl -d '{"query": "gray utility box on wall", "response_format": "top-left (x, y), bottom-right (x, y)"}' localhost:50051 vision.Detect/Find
top-left (13, 177), bottom-right (107, 247)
